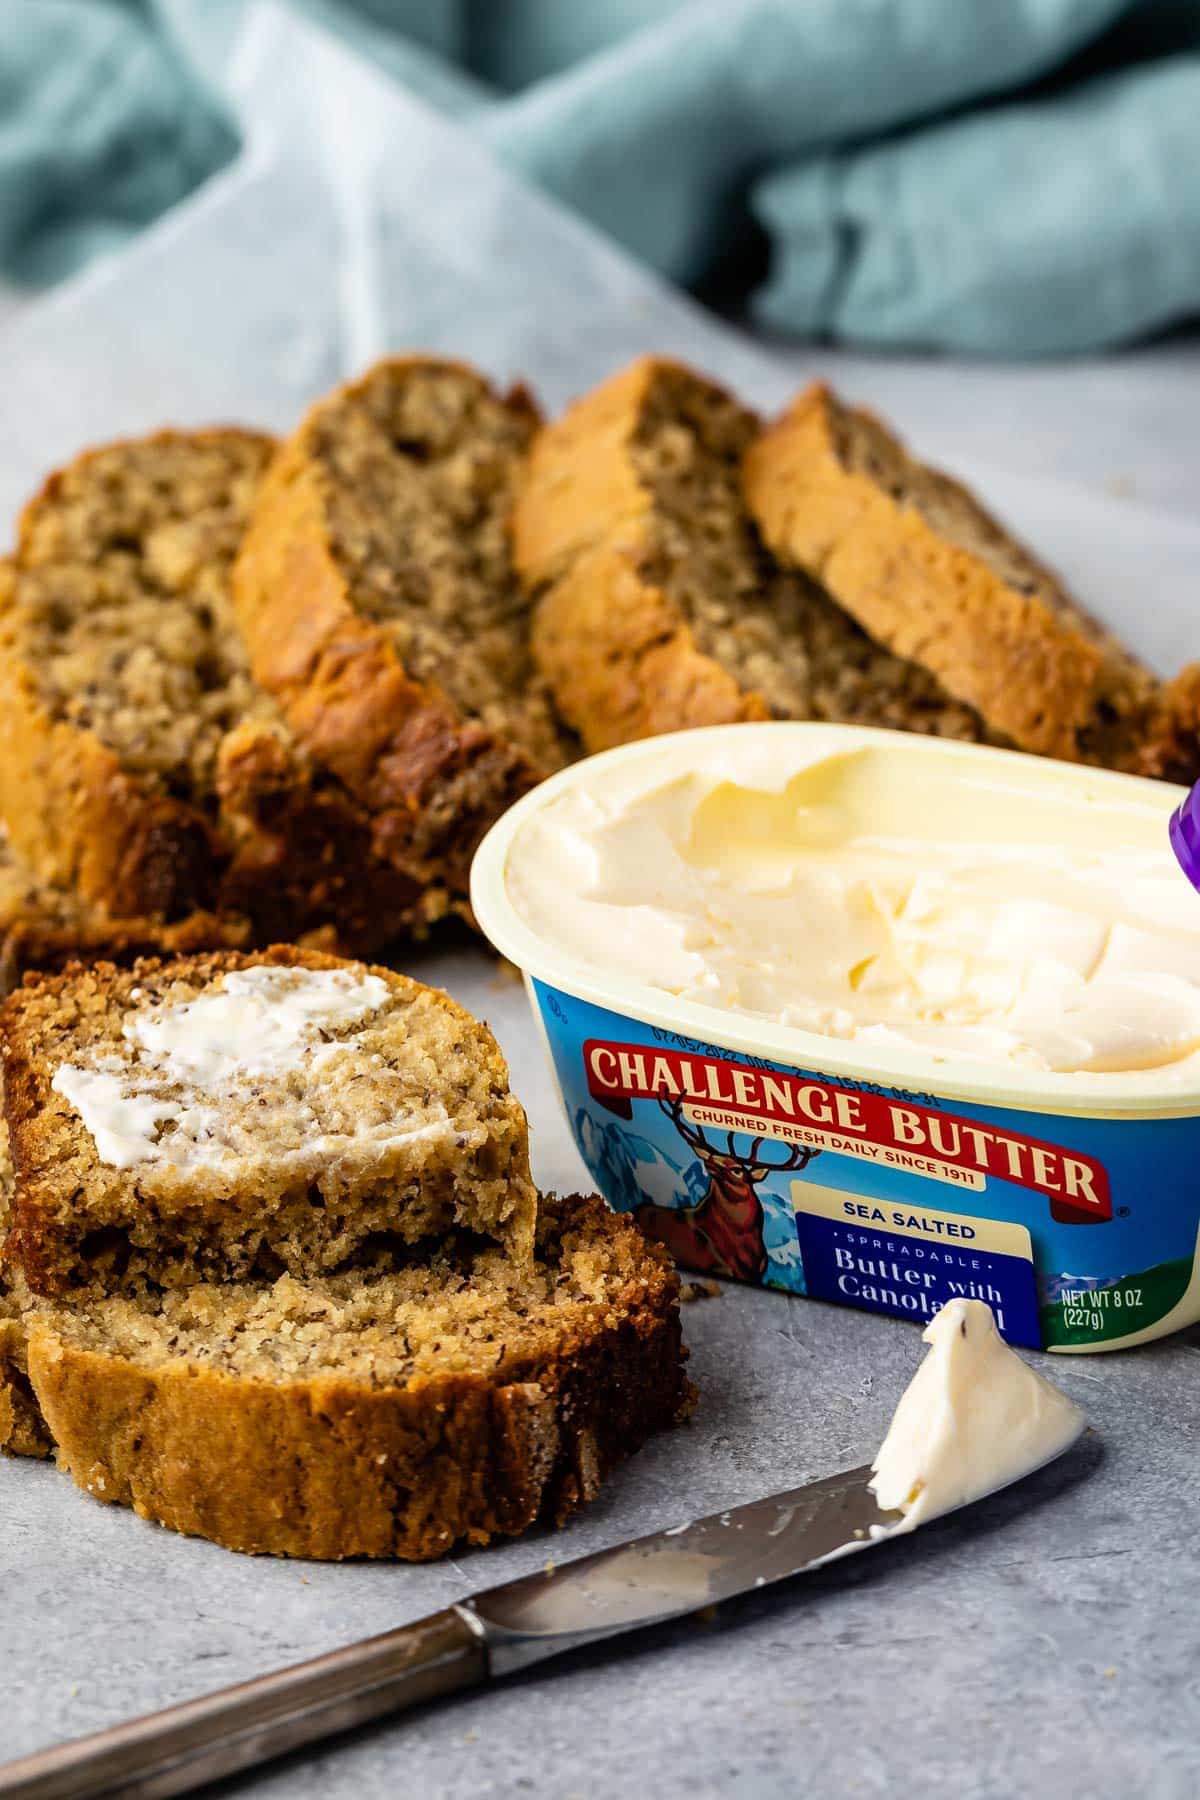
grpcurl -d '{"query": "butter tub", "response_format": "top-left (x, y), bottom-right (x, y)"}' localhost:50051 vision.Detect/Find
top-left (471, 723), bottom-right (1200, 1352)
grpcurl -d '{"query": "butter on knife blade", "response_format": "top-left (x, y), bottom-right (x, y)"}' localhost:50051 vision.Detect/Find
top-left (867, 1296), bottom-right (1088, 1533)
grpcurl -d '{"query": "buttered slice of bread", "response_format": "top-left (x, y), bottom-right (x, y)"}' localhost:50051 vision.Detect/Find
top-left (1, 946), bottom-right (536, 1297)
top-left (26, 1193), bottom-right (692, 1560)
top-left (234, 357), bottom-right (575, 897)
top-left (0, 432), bottom-right (439, 950)
top-left (743, 384), bottom-right (1161, 767)
top-left (513, 356), bottom-right (989, 754)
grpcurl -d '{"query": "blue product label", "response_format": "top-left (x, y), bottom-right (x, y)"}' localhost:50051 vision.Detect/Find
top-left (791, 1185), bottom-right (1042, 1348)
top-left (532, 980), bottom-right (1200, 1351)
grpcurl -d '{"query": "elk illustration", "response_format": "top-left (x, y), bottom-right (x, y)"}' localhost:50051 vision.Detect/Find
top-left (636, 1091), bottom-right (822, 1284)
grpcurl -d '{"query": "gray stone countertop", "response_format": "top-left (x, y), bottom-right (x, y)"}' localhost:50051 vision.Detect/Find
top-left (4, 934), bottom-right (1199, 1800)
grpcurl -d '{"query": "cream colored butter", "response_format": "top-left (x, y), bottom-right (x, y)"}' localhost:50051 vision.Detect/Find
top-left (49, 1067), bottom-right (193, 1170)
top-left (124, 966), bottom-right (393, 1084)
top-left (505, 743), bottom-right (1200, 1084)
top-left (50, 965), bottom-right (443, 1173)
top-left (868, 1298), bottom-right (1086, 1529)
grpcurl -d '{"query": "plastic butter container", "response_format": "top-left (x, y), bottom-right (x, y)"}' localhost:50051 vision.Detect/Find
top-left (471, 723), bottom-right (1200, 1352)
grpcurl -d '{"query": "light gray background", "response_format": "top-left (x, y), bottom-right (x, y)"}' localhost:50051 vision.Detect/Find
top-left (2, 8), bottom-right (1199, 1795)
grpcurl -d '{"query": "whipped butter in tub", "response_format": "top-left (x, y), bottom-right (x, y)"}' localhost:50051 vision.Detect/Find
top-left (471, 723), bottom-right (1200, 1352)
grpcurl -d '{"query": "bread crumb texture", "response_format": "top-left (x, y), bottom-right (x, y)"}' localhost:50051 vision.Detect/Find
top-left (15, 432), bottom-right (275, 796)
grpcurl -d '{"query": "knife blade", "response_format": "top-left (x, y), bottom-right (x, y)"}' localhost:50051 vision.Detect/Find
top-left (469, 1458), bottom-right (899, 1675)
top-left (0, 1419), bottom-right (1086, 1800)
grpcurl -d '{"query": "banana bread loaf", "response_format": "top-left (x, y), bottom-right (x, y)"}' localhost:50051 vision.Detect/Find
top-left (27, 1192), bottom-right (691, 1560)
top-left (0, 433), bottom-right (442, 950)
top-left (742, 384), bottom-right (1160, 766)
top-left (2, 946), bottom-right (536, 1297)
top-left (233, 358), bottom-right (575, 896)
top-left (513, 357), bottom-right (990, 754)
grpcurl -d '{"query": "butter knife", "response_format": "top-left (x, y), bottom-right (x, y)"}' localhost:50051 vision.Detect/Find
top-left (0, 1424), bottom-right (1086, 1800)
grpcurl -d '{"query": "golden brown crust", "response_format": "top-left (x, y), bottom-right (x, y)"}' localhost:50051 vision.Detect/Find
top-left (514, 357), bottom-right (667, 588)
top-left (533, 540), bottom-right (770, 751)
top-left (27, 1195), bottom-right (692, 1560)
top-left (0, 910), bottom-right (253, 1003)
top-left (742, 384), bottom-right (1155, 762)
top-left (233, 358), bottom-right (553, 896)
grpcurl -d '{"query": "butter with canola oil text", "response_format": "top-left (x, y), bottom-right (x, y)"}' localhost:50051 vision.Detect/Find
top-left (471, 723), bottom-right (1200, 1352)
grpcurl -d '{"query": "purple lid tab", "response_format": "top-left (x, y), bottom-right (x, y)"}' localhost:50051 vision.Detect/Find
top-left (1170, 782), bottom-right (1200, 894)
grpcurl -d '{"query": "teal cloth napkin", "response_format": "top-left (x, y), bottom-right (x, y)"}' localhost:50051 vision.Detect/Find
top-left (3, 0), bottom-right (1199, 354)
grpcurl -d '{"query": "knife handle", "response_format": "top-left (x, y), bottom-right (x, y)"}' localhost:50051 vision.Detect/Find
top-left (0, 1605), bottom-right (488, 1800)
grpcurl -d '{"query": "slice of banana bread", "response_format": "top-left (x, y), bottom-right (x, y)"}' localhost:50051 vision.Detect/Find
top-left (743, 384), bottom-right (1159, 766)
top-left (0, 434), bottom-right (442, 950)
top-left (2, 946), bottom-right (536, 1297)
top-left (233, 358), bottom-right (575, 895)
top-left (27, 1192), bottom-right (691, 1560)
top-left (0, 1116), bottom-right (51, 1458)
top-left (513, 357), bottom-right (990, 754)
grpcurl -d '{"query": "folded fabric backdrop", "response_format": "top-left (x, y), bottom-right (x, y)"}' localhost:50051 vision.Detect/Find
top-left (3, 0), bottom-right (1199, 355)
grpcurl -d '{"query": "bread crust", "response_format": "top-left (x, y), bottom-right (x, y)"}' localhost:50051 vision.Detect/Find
top-left (0, 910), bottom-right (253, 1004)
top-left (742, 384), bottom-right (1154, 762)
top-left (0, 605), bottom-right (431, 953)
top-left (27, 1196), bottom-right (692, 1560)
top-left (0, 1112), bottom-right (51, 1459)
top-left (213, 720), bottom-right (450, 951)
top-left (516, 358), bottom-right (768, 751)
top-left (233, 358), bottom-right (548, 895)
top-left (514, 357), bottom-right (667, 588)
